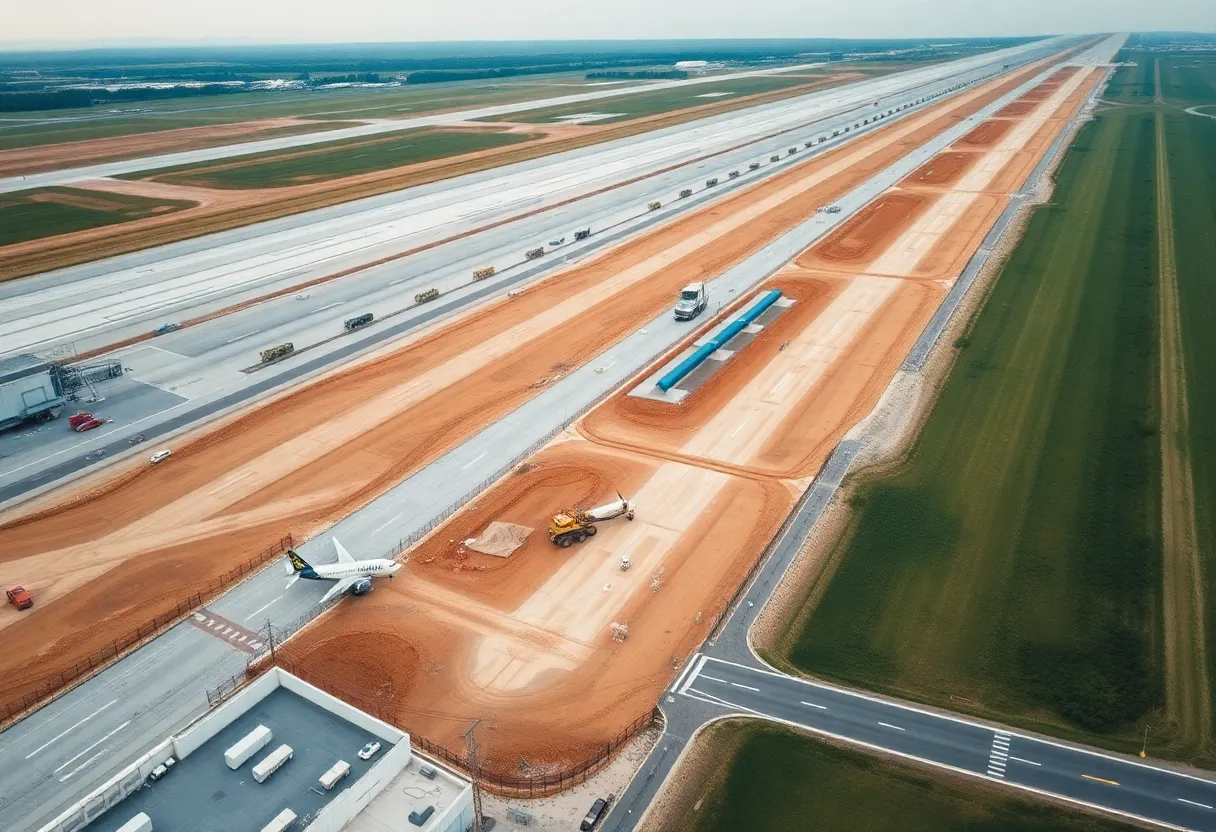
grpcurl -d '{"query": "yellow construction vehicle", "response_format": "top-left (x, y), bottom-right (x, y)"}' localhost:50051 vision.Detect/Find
top-left (548, 493), bottom-right (635, 548)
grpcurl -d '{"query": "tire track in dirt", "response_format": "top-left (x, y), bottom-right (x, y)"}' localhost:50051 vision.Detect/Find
top-left (1155, 111), bottom-right (1211, 749)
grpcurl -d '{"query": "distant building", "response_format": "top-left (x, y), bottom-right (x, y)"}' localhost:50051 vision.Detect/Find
top-left (675, 60), bottom-right (709, 69)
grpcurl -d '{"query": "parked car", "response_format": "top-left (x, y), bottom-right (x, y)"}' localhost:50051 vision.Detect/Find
top-left (149, 449), bottom-right (172, 464)
top-left (358, 741), bottom-right (381, 760)
top-left (580, 798), bottom-right (608, 831)
top-left (149, 757), bottom-right (176, 781)
top-left (154, 323), bottom-right (180, 335)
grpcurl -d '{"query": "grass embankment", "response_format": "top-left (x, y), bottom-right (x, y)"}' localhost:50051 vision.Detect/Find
top-left (777, 105), bottom-right (1168, 750)
top-left (495, 74), bottom-right (828, 124)
top-left (663, 722), bottom-right (1134, 832)
top-left (0, 187), bottom-right (195, 246)
top-left (123, 128), bottom-right (539, 188)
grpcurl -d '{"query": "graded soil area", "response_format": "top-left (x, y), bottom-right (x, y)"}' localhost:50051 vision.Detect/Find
top-left (796, 192), bottom-right (930, 271)
top-left (902, 150), bottom-right (980, 188)
top-left (0, 57), bottom-right (1096, 772)
top-left (956, 118), bottom-right (1014, 148)
top-left (278, 63), bottom-right (1102, 777)
top-left (0, 67), bottom-right (1048, 711)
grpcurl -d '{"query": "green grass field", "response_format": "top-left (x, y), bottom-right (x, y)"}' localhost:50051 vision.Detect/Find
top-left (672, 722), bottom-right (1134, 832)
top-left (779, 103), bottom-right (1167, 747)
top-left (122, 128), bottom-right (539, 189)
top-left (773, 53), bottom-right (1216, 759)
top-left (0, 187), bottom-right (195, 246)
top-left (495, 74), bottom-right (825, 124)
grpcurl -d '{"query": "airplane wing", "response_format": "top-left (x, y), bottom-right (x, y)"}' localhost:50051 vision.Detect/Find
top-left (333, 538), bottom-right (355, 564)
top-left (321, 575), bottom-right (360, 604)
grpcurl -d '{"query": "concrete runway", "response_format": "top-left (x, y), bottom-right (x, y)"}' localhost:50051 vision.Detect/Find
top-left (0, 37), bottom-right (1080, 504)
top-left (0, 36), bottom-right (1071, 361)
top-left (0, 43), bottom-right (1097, 831)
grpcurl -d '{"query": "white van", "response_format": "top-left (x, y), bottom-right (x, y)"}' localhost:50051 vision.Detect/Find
top-left (149, 449), bottom-right (172, 464)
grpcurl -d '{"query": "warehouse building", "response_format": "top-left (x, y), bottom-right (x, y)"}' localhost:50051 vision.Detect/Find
top-left (0, 353), bottom-right (64, 432)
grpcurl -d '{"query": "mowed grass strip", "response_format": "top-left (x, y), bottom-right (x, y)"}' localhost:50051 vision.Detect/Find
top-left (1165, 105), bottom-right (1216, 744)
top-left (665, 722), bottom-right (1135, 832)
top-left (780, 108), bottom-right (1165, 750)
top-left (124, 128), bottom-right (540, 189)
top-left (0, 186), bottom-right (195, 246)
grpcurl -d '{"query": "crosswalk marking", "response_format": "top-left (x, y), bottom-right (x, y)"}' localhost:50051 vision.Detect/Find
top-left (988, 732), bottom-right (1012, 778)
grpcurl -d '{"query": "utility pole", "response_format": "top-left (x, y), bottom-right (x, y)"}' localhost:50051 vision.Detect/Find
top-left (462, 719), bottom-right (484, 832)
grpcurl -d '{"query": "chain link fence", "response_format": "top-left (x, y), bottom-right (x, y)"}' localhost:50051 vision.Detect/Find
top-left (1, 534), bottom-right (293, 727)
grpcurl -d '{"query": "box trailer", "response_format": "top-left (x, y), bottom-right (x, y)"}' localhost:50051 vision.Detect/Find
top-left (318, 759), bottom-right (351, 790)
top-left (225, 725), bottom-right (272, 770)
top-left (115, 813), bottom-right (153, 832)
top-left (253, 744), bottom-right (294, 783)
top-left (260, 809), bottom-right (297, 832)
top-left (0, 354), bottom-right (64, 432)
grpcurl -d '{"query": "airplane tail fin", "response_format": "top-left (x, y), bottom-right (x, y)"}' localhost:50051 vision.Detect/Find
top-left (286, 549), bottom-right (312, 573)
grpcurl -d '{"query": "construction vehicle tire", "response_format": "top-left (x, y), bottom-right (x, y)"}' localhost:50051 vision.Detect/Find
top-left (585, 525), bottom-right (597, 537)
top-left (574, 531), bottom-right (586, 543)
top-left (626, 511), bottom-right (635, 521)
top-left (559, 536), bottom-right (573, 548)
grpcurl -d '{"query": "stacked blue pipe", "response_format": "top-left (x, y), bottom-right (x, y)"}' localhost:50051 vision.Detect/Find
top-left (657, 289), bottom-right (783, 392)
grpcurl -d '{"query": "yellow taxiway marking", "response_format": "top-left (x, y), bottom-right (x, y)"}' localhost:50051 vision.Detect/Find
top-left (1081, 774), bottom-right (1121, 786)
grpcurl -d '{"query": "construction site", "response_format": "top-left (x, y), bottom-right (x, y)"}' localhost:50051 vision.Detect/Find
top-left (0, 37), bottom-right (1122, 829)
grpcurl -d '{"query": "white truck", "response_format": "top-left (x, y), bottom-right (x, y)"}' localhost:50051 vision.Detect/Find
top-left (319, 759), bottom-right (351, 790)
top-left (225, 725), bottom-right (272, 770)
top-left (252, 744), bottom-right (294, 783)
top-left (116, 813), bottom-right (153, 832)
top-left (260, 809), bottom-right (298, 832)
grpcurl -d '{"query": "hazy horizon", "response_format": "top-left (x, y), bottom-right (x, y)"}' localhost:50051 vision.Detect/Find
top-left (3, 0), bottom-right (1213, 52)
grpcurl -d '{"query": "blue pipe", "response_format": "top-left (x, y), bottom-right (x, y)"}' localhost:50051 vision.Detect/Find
top-left (657, 289), bottom-right (783, 392)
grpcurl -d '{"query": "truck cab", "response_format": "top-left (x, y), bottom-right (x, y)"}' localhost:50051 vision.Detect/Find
top-left (6, 586), bottom-right (33, 610)
top-left (674, 283), bottom-right (708, 321)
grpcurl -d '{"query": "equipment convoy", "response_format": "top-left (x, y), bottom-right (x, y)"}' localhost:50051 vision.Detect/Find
top-left (679, 189), bottom-right (693, 198)
top-left (574, 228), bottom-right (591, 241)
top-left (344, 312), bottom-right (373, 331)
top-left (525, 247), bottom-right (545, 260)
top-left (260, 343), bottom-right (294, 364)
top-left (474, 265), bottom-right (496, 280)
top-left (549, 494), bottom-right (635, 548)
top-left (415, 288), bottom-right (441, 304)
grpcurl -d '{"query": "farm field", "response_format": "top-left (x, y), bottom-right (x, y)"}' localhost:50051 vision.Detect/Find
top-left (651, 722), bottom-right (1135, 832)
top-left (776, 54), bottom-right (1216, 761)
top-left (0, 186), bottom-right (195, 246)
top-left (488, 73), bottom-right (848, 124)
top-left (122, 127), bottom-right (541, 188)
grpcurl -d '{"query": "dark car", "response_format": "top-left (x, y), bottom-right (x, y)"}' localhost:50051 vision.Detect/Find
top-left (580, 798), bottom-right (608, 831)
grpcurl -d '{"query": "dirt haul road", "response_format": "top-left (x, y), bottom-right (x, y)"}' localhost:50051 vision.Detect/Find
top-left (277, 66), bottom-right (1102, 779)
top-left (0, 60), bottom-right (1068, 715)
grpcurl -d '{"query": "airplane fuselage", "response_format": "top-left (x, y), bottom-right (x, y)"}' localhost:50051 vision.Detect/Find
top-left (297, 559), bottom-right (401, 582)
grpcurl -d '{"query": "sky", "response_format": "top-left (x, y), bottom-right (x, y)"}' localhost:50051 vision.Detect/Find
top-left (2, 0), bottom-right (1213, 48)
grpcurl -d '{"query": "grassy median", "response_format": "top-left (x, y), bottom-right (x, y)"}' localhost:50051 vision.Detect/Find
top-left (663, 722), bottom-right (1134, 832)
top-left (0, 187), bottom-right (195, 246)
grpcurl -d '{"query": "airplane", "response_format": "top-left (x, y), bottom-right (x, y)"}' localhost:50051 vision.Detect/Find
top-left (284, 538), bottom-right (401, 603)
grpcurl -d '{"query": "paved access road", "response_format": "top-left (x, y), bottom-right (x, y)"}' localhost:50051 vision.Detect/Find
top-left (676, 656), bottom-right (1216, 832)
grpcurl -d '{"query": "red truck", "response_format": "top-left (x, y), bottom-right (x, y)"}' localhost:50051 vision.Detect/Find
top-left (6, 586), bottom-right (33, 611)
top-left (68, 412), bottom-right (108, 432)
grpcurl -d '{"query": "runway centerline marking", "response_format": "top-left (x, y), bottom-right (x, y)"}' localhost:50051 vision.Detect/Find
top-left (1179, 798), bottom-right (1213, 810)
top-left (244, 594), bottom-right (285, 622)
top-left (1081, 774), bottom-right (1120, 786)
top-left (57, 749), bottom-right (111, 783)
top-left (25, 699), bottom-right (118, 759)
top-left (878, 722), bottom-right (904, 731)
top-left (53, 720), bottom-right (130, 774)
top-left (700, 674), bottom-right (728, 685)
top-left (799, 700), bottom-right (828, 710)
top-left (1009, 756), bottom-right (1041, 766)
top-left (731, 682), bottom-right (760, 692)
top-left (371, 513), bottom-right (403, 536)
top-left (462, 452), bottom-right (487, 470)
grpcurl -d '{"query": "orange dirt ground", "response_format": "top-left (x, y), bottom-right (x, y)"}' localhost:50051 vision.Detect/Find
top-left (902, 150), bottom-right (981, 188)
top-left (0, 58), bottom-right (1096, 770)
top-left (0, 118), bottom-right (356, 177)
top-left (0, 66), bottom-right (1052, 707)
top-left (276, 63), bottom-right (1101, 777)
top-left (955, 118), bottom-right (1014, 148)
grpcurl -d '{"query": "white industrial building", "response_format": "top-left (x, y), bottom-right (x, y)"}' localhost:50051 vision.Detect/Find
top-left (37, 668), bottom-right (473, 832)
top-left (0, 353), bottom-right (64, 432)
